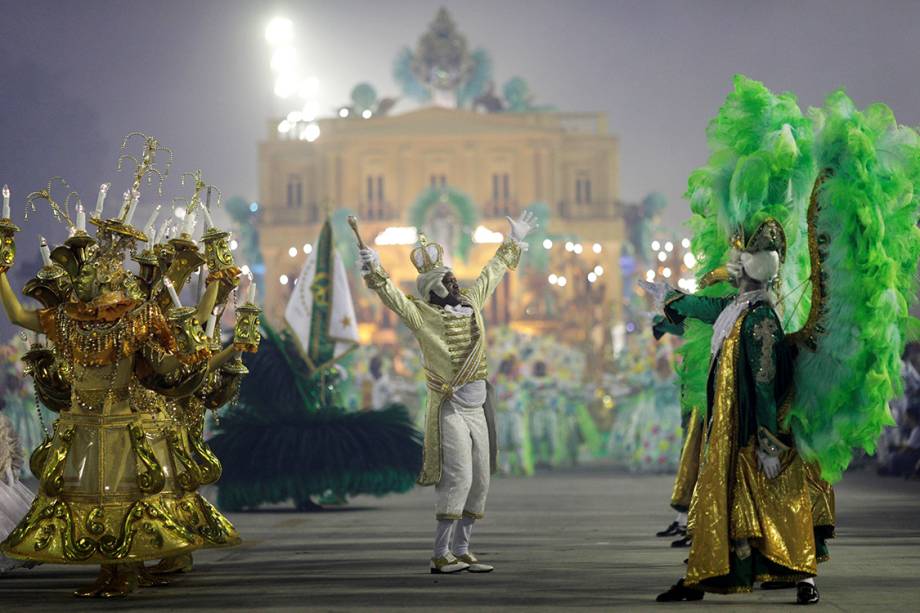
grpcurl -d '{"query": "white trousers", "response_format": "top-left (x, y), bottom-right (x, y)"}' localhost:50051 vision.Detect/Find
top-left (435, 400), bottom-right (490, 520)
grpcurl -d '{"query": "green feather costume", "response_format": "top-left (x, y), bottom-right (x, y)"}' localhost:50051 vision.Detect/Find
top-left (656, 75), bottom-right (920, 594)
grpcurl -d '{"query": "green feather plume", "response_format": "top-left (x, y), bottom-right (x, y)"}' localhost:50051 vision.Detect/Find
top-left (788, 91), bottom-right (920, 482)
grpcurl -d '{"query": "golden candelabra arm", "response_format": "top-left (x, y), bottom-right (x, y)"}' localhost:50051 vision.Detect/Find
top-left (24, 176), bottom-right (79, 229)
top-left (179, 170), bottom-right (208, 218)
top-left (117, 132), bottom-right (173, 196)
top-left (205, 184), bottom-right (222, 210)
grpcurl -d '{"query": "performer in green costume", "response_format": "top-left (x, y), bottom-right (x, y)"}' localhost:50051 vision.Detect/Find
top-left (646, 75), bottom-right (920, 604)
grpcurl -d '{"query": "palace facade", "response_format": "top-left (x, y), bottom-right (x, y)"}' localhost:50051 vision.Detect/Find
top-left (256, 106), bottom-right (625, 348)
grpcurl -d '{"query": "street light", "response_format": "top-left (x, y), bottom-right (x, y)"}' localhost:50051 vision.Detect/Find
top-left (280, 274), bottom-right (289, 285)
top-left (288, 247), bottom-right (298, 257)
top-left (265, 17), bottom-right (294, 46)
top-left (271, 47), bottom-right (298, 74)
top-left (543, 239), bottom-right (552, 250)
top-left (302, 122), bottom-right (321, 142)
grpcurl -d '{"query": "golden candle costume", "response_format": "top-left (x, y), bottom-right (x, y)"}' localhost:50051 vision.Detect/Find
top-left (0, 136), bottom-right (258, 597)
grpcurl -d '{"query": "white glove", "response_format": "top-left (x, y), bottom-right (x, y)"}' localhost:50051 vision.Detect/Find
top-left (359, 247), bottom-right (380, 271)
top-left (637, 279), bottom-right (672, 310)
top-left (506, 210), bottom-right (538, 243)
top-left (756, 449), bottom-right (781, 479)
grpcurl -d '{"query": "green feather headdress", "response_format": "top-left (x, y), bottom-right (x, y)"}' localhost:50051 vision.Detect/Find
top-left (676, 75), bottom-right (816, 418)
top-left (679, 76), bottom-right (920, 482)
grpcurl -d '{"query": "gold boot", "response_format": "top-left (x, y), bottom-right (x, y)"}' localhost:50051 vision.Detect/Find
top-left (137, 563), bottom-right (170, 587)
top-left (98, 563), bottom-right (139, 598)
top-left (149, 552), bottom-right (194, 575)
top-left (73, 564), bottom-right (114, 598)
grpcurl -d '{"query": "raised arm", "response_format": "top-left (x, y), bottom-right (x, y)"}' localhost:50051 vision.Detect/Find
top-left (466, 210), bottom-right (537, 310)
top-left (359, 247), bottom-right (423, 330)
top-left (640, 280), bottom-right (732, 326)
top-left (663, 290), bottom-right (732, 326)
top-left (0, 271), bottom-right (41, 332)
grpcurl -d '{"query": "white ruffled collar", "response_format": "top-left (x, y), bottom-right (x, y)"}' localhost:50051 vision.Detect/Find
top-left (443, 304), bottom-right (474, 317)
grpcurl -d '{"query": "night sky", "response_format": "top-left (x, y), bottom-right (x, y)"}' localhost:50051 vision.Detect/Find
top-left (0, 0), bottom-right (917, 281)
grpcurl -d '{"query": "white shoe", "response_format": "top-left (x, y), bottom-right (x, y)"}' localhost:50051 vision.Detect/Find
top-left (455, 552), bottom-right (494, 573)
top-left (430, 554), bottom-right (469, 574)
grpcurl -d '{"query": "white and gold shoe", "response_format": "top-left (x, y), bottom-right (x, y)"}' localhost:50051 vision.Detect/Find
top-left (455, 552), bottom-right (494, 573)
top-left (430, 554), bottom-right (470, 574)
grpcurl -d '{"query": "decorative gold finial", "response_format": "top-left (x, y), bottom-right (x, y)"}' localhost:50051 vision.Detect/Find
top-left (117, 132), bottom-right (173, 196)
top-left (25, 176), bottom-right (80, 230)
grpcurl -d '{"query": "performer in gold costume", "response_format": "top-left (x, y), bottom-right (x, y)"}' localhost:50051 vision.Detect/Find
top-left (646, 221), bottom-right (821, 602)
top-left (0, 136), bottom-right (259, 597)
top-left (355, 211), bottom-right (536, 574)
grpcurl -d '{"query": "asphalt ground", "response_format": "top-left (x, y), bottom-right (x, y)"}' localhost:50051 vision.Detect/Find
top-left (1, 466), bottom-right (918, 612)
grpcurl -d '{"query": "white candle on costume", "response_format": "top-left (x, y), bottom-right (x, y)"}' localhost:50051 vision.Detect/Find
top-left (2, 184), bottom-right (10, 219)
top-left (200, 204), bottom-right (215, 229)
top-left (94, 183), bottom-right (110, 217)
top-left (39, 237), bottom-right (52, 267)
top-left (182, 210), bottom-right (197, 236)
top-left (205, 307), bottom-right (218, 337)
top-left (163, 278), bottom-right (182, 308)
top-left (76, 204), bottom-right (86, 232)
top-left (124, 191), bottom-right (139, 225)
top-left (247, 279), bottom-right (256, 304)
top-left (143, 205), bottom-right (161, 239)
top-left (157, 217), bottom-right (171, 244)
top-left (197, 264), bottom-right (208, 301)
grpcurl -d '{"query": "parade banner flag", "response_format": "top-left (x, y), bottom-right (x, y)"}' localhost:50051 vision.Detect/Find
top-left (285, 218), bottom-right (359, 371)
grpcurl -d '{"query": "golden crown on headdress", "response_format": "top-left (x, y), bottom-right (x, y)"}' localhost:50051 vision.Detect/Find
top-left (410, 233), bottom-right (444, 274)
top-left (730, 218), bottom-right (787, 263)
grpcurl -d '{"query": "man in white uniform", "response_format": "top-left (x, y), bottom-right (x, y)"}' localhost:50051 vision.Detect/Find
top-left (358, 212), bottom-right (536, 573)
